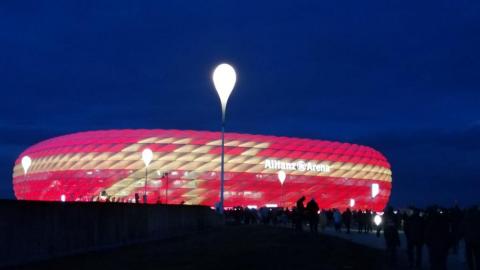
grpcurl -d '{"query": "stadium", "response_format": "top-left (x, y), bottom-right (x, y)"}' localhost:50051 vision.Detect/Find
top-left (12, 129), bottom-right (392, 211)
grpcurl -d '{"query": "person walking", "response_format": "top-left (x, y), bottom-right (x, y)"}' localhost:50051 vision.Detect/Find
top-left (319, 210), bottom-right (328, 231)
top-left (295, 196), bottom-right (306, 232)
top-left (450, 205), bottom-right (463, 255)
top-left (383, 206), bottom-right (400, 267)
top-left (356, 210), bottom-right (365, 233)
top-left (333, 209), bottom-right (342, 232)
top-left (366, 210), bottom-right (373, 233)
top-left (134, 193), bottom-right (140, 204)
top-left (342, 208), bottom-right (352, 234)
top-left (306, 198), bottom-right (319, 233)
top-left (404, 208), bottom-right (425, 269)
top-left (463, 206), bottom-right (480, 270)
top-left (425, 207), bottom-right (451, 270)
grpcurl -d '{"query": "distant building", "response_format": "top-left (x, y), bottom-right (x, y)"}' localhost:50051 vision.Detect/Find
top-left (12, 129), bottom-right (392, 211)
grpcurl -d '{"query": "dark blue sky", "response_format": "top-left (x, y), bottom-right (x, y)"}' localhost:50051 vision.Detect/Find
top-left (1, 1), bottom-right (479, 207)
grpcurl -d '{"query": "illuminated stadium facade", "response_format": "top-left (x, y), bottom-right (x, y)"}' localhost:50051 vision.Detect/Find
top-left (12, 129), bottom-right (392, 211)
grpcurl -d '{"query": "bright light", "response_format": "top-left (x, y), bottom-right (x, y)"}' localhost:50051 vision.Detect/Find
top-left (374, 214), bottom-right (382, 226)
top-left (212, 63), bottom-right (237, 120)
top-left (247, 205), bottom-right (257, 209)
top-left (371, 183), bottom-right (380, 198)
top-left (21, 156), bottom-right (32, 175)
top-left (349, 198), bottom-right (355, 208)
top-left (141, 148), bottom-right (153, 167)
top-left (277, 170), bottom-right (286, 185)
top-left (60, 194), bottom-right (66, 202)
top-left (266, 204), bottom-right (278, 208)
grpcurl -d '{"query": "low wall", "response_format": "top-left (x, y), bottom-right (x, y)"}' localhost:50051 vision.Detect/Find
top-left (0, 200), bottom-right (223, 267)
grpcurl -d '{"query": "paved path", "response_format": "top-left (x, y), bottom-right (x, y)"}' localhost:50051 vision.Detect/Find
top-left (8, 225), bottom-right (386, 270)
top-left (321, 227), bottom-right (468, 269)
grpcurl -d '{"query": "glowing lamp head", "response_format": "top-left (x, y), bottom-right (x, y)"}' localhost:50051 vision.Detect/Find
top-left (212, 63), bottom-right (237, 120)
top-left (141, 148), bottom-right (153, 167)
top-left (60, 194), bottom-right (66, 202)
top-left (349, 198), bottom-right (355, 208)
top-left (371, 183), bottom-right (380, 198)
top-left (374, 214), bottom-right (382, 226)
top-left (277, 170), bottom-right (286, 185)
top-left (21, 156), bottom-right (32, 175)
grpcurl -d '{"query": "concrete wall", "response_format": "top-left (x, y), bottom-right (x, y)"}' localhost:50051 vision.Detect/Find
top-left (0, 200), bottom-right (223, 267)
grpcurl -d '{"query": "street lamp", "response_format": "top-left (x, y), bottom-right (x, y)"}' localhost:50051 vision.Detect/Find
top-left (371, 183), bottom-right (379, 198)
top-left (349, 198), bottom-right (355, 208)
top-left (21, 156), bottom-right (32, 200)
top-left (21, 156), bottom-right (32, 175)
top-left (277, 170), bottom-right (286, 207)
top-left (163, 172), bottom-right (169, 204)
top-left (212, 63), bottom-right (237, 213)
top-left (141, 148), bottom-right (153, 204)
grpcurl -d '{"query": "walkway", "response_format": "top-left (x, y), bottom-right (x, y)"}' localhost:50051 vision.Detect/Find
top-left (321, 227), bottom-right (468, 269)
top-left (8, 225), bottom-right (386, 270)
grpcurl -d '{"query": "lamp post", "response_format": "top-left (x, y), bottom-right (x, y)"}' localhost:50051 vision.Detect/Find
top-left (277, 170), bottom-right (286, 208)
top-left (21, 156), bottom-right (31, 175)
top-left (21, 156), bottom-right (31, 200)
top-left (164, 172), bottom-right (169, 204)
top-left (212, 63), bottom-right (237, 213)
top-left (141, 148), bottom-right (153, 204)
top-left (371, 183), bottom-right (379, 198)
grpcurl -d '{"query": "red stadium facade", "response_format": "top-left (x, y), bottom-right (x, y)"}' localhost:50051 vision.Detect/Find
top-left (12, 129), bottom-right (392, 211)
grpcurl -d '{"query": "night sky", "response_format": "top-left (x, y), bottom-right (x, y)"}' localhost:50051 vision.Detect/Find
top-left (1, 1), bottom-right (479, 207)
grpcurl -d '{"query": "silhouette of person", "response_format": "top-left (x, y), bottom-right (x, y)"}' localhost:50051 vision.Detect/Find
top-left (356, 210), bottom-right (365, 233)
top-left (342, 208), bottom-right (352, 234)
top-left (319, 210), bottom-right (328, 231)
top-left (366, 210), bottom-right (373, 233)
top-left (425, 207), bottom-right (451, 270)
top-left (463, 206), bottom-right (480, 270)
top-left (449, 205), bottom-right (463, 254)
top-left (295, 196), bottom-right (306, 232)
top-left (134, 193), bottom-right (140, 204)
top-left (404, 207), bottom-right (425, 268)
top-left (333, 209), bottom-right (342, 232)
top-left (306, 198), bottom-right (319, 233)
top-left (383, 206), bottom-right (400, 266)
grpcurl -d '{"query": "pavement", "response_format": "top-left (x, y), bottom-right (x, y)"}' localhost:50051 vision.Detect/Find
top-left (320, 227), bottom-right (468, 269)
top-left (6, 225), bottom-right (387, 270)
top-left (4, 223), bottom-right (470, 270)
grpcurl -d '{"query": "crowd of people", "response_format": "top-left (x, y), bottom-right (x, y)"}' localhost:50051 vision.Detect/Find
top-left (383, 205), bottom-right (480, 270)
top-left (224, 197), bottom-right (480, 270)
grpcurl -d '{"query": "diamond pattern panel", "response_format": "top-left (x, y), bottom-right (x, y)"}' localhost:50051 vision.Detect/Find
top-left (12, 129), bottom-right (392, 211)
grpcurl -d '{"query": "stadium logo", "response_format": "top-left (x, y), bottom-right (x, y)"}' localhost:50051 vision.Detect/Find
top-left (264, 159), bottom-right (330, 173)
